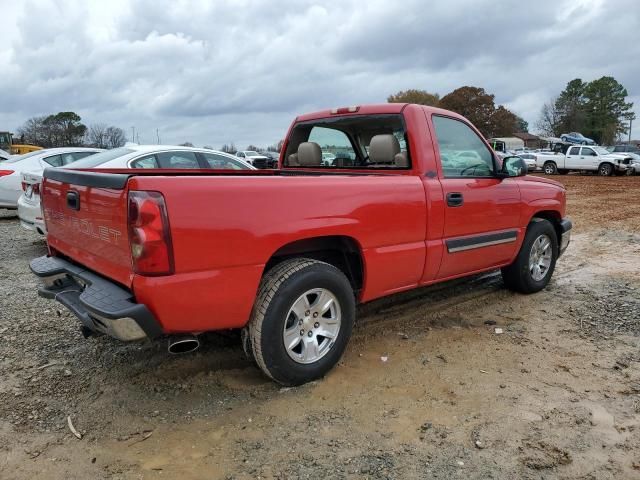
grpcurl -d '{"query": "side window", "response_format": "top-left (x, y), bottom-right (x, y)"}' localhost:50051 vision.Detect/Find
top-left (61, 153), bottom-right (78, 165)
top-left (156, 151), bottom-right (200, 169)
top-left (308, 127), bottom-right (355, 167)
top-left (580, 147), bottom-right (596, 156)
top-left (131, 155), bottom-right (159, 168)
top-left (201, 152), bottom-right (246, 170)
top-left (70, 152), bottom-right (95, 162)
top-left (432, 116), bottom-right (494, 177)
top-left (42, 155), bottom-right (62, 167)
top-left (237, 152), bottom-right (245, 158)
top-left (568, 146), bottom-right (580, 155)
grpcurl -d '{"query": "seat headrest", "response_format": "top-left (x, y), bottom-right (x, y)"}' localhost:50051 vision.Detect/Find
top-left (369, 134), bottom-right (400, 164)
top-left (297, 142), bottom-right (322, 166)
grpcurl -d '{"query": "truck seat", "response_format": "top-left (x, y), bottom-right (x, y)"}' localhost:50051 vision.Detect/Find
top-left (369, 134), bottom-right (400, 166)
top-left (297, 142), bottom-right (323, 166)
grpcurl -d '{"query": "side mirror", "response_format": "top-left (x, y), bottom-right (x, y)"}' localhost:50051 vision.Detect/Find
top-left (499, 156), bottom-right (527, 178)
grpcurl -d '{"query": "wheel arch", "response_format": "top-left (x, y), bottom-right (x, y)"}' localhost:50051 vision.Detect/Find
top-left (264, 235), bottom-right (365, 295)
top-left (529, 210), bottom-right (562, 242)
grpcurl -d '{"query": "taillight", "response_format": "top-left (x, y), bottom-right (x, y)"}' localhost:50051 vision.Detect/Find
top-left (33, 183), bottom-right (40, 195)
top-left (21, 181), bottom-right (27, 191)
top-left (0, 169), bottom-right (14, 177)
top-left (127, 191), bottom-right (174, 276)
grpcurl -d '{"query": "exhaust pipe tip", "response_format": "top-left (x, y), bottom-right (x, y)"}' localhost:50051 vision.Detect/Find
top-left (168, 335), bottom-right (200, 354)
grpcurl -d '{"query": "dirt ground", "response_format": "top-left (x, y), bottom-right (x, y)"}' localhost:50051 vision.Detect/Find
top-left (1, 174), bottom-right (639, 479)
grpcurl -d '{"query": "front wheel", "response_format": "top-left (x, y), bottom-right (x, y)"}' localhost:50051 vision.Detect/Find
top-left (543, 162), bottom-right (558, 175)
top-left (249, 258), bottom-right (355, 386)
top-left (501, 219), bottom-right (558, 294)
top-left (598, 163), bottom-right (613, 176)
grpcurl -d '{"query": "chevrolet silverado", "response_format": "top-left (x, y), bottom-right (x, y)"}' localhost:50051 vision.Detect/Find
top-left (31, 103), bottom-right (572, 385)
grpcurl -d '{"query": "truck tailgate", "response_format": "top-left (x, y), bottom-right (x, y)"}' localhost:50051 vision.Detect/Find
top-left (42, 169), bottom-right (133, 288)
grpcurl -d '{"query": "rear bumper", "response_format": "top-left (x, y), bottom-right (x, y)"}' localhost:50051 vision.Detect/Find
top-left (17, 195), bottom-right (46, 234)
top-left (30, 255), bottom-right (163, 341)
top-left (559, 218), bottom-right (572, 256)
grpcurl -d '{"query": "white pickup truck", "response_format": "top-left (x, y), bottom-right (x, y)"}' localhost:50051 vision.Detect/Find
top-left (536, 145), bottom-right (632, 176)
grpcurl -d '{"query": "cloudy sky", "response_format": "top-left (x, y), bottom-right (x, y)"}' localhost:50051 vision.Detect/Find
top-left (1, 0), bottom-right (639, 148)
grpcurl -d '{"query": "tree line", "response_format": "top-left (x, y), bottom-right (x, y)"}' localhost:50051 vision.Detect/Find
top-left (536, 77), bottom-right (634, 145)
top-left (387, 87), bottom-right (528, 138)
top-left (17, 112), bottom-right (126, 149)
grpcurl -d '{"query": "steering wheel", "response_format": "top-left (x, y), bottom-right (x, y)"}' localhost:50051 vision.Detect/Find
top-left (460, 162), bottom-right (491, 176)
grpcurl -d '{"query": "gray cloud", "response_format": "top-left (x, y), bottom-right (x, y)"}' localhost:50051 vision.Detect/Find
top-left (1, 0), bottom-right (639, 148)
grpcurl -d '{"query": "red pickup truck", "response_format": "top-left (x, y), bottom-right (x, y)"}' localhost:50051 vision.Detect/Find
top-left (31, 103), bottom-right (571, 385)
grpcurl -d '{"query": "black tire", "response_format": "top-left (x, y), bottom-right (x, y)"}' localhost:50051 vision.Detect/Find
top-left (241, 328), bottom-right (256, 365)
top-left (543, 162), bottom-right (557, 175)
top-left (501, 219), bottom-right (558, 294)
top-left (249, 258), bottom-right (355, 386)
top-left (558, 169), bottom-right (569, 175)
top-left (598, 163), bottom-right (613, 176)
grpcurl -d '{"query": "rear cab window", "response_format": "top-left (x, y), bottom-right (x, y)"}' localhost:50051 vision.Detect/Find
top-left (283, 114), bottom-right (411, 170)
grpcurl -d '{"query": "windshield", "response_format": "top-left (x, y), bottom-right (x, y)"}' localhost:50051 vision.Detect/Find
top-left (68, 148), bottom-right (135, 168)
top-left (593, 147), bottom-right (610, 155)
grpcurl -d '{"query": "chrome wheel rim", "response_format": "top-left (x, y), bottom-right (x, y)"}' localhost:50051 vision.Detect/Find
top-left (283, 288), bottom-right (341, 364)
top-left (599, 165), bottom-right (610, 175)
top-left (529, 234), bottom-right (553, 281)
top-left (544, 164), bottom-right (554, 174)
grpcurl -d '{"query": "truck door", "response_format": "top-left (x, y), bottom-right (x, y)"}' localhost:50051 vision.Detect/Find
top-left (580, 147), bottom-right (598, 170)
top-left (565, 146), bottom-right (582, 169)
top-left (430, 115), bottom-right (522, 279)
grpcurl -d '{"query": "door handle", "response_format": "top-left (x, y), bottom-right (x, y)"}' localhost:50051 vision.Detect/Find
top-left (66, 191), bottom-right (80, 211)
top-left (446, 192), bottom-right (463, 207)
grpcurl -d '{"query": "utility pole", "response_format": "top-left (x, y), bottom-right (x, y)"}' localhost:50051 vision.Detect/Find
top-left (629, 116), bottom-right (633, 144)
top-left (156, 128), bottom-right (160, 144)
top-left (131, 126), bottom-right (135, 143)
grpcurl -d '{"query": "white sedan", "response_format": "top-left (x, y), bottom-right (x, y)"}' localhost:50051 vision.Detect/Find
top-left (18, 145), bottom-right (255, 235)
top-left (1, 147), bottom-right (102, 210)
top-left (0, 150), bottom-right (10, 162)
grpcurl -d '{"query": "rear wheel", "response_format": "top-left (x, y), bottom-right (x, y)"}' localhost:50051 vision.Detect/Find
top-left (502, 219), bottom-right (558, 294)
top-left (598, 163), bottom-right (613, 176)
top-left (543, 162), bottom-right (558, 175)
top-left (249, 258), bottom-right (355, 386)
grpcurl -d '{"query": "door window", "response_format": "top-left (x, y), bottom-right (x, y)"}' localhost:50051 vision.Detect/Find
top-left (156, 151), bottom-right (200, 169)
top-left (201, 152), bottom-right (248, 170)
top-left (432, 116), bottom-right (494, 177)
top-left (580, 147), bottom-right (596, 156)
top-left (131, 155), bottom-right (159, 168)
top-left (568, 146), bottom-right (580, 155)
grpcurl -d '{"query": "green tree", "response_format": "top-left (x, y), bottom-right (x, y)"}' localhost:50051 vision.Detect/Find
top-left (387, 89), bottom-right (440, 106)
top-left (515, 115), bottom-right (529, 133)
top-left (555, 79), bottom-right (587, 134)
top-left (582, 76), bottom-right (634, 144)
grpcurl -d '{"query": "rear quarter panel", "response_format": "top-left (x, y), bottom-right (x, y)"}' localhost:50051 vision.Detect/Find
top-left (128, 175), bottom-right (427, 332)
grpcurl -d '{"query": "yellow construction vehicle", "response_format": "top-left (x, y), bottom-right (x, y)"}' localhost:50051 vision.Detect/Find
top-left (0, 131), bottom-right (42, 155)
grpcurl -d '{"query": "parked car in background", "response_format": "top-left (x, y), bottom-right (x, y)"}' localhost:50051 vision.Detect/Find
top-left (31, 103), bottom-right (571, 386)
top-left (537, 145), bottom-right (631, 176)
top-left (560, 132), bottom-right (595, 145)
top-left (18, 145), bottom-right (255, 235)
top-left (258, 151), bottom-right (280, 168)
top-left (611, 144), bottom-right (640, 154)
top-left (236, 150), bottom-right (271, 168)
top-left (321, 152), bottom-right (336, 165)
top-left (517, 153), bottom-right (538, 171)
top-left (1, 148), bottom-right (102, 210)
